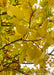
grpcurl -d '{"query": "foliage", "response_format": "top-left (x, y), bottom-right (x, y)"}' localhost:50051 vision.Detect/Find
top-left (0, 0), bottom-right (54, 74)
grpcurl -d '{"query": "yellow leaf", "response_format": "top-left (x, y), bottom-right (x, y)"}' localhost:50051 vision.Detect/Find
top-left (26, 42), bottom-right (43, 65)
top-left (38, 19), bottom-right (48, 37)
top-left (7, 5), bottom-right (24, 19)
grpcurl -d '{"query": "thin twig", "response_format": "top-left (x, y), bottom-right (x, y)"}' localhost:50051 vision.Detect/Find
top-left (32, 41), bottom-right (43, 52)
top-left (28, 2), bottom-right (33, 11)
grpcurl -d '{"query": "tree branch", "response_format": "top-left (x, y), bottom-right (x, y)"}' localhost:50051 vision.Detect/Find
top-left (23, 38), bottom-right (42, 42)
top-left (28, 2), bottom-right (33, 11)
top-left (12, 3), bottom-right (21, 6)
top-left (1, 22), bottom-right (14, 27)
top-left (0, 12), bottom-right (7, 15)
top-left (48, 20), bottom-right (54, 22)
top-left (32, 41), bottom-right (43, 52)
top-left (29, 9), bottom-right (36, 28)
top-left (0, 38), bottom-right (42, 50)
top-left (48, 50), bottom-right (54, 55)
top-left (19, 70), bottom-right (28, 75)
top-left (0, 38), bottom-right (22, 50)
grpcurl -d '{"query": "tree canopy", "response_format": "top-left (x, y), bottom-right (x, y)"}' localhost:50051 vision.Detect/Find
top-left (0, 0), bottom-right (54, 75)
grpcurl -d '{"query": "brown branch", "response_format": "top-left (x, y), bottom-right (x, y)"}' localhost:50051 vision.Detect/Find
top-left (12, 0), bottom-right (21, 6)
top-left (1, 25), bottom-right (12, 27)
top-left (1, 22), bottom-right (14, 27)
top-left (19, 70), bottom-right (28, 75)
top-left (0, 12), bottom-right (7, 15)
top-left (29, 9), bottom-right (36, 28)
top-left (0, 38), bottom-right (42, 50)
top-left (48, 20), bottom-right (54, 22)
top-left (22, 63), bottom-right (33, 64)
top-left (12, 3), bottom-right (21, 6)
top-left (3, 60), bottom-right (18, 67)
top-left (0, 38), bottom-right (22, 50)
top-left (28, 2), bottom-right (33, 11)
top-left (48, 50), bottom-right (54, 55)
top-left (48, 54), bottom-right (54, 55)
top-left (32, 41), bottom-right (43, 52)
top-left (23, 38), bottom-right (43, 41)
